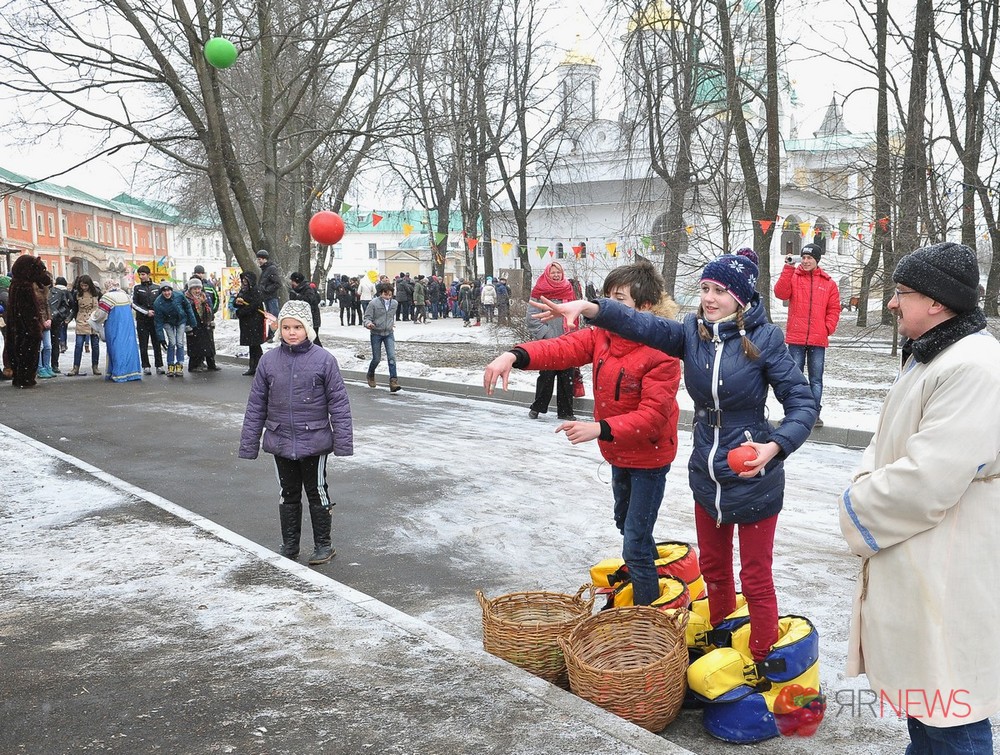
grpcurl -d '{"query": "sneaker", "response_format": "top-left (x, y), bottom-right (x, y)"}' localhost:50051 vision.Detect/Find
top-left (37, 368), bottom-right (56, 379)
top-left (143, 367), bottom-right (152, 376)
top-left (308, 545), bottom-right (335, 565)
top-left (156, 367), bottom-right (166, 375)
top-left (528, 410), bottom-right (539, 419)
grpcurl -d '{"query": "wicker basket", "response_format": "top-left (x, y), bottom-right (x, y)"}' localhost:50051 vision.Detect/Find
top-left (559, 606), bottom-right (689, 732)
top-left (477, 585), bottom-right (595, 688)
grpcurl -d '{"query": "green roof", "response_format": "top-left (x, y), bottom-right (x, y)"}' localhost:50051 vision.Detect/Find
top-left (0, 165), bottom-right (120, 211)
top-left (341, 209), bottom-right (465, 234)
top-left (786, 133), bottom-right (874, 152)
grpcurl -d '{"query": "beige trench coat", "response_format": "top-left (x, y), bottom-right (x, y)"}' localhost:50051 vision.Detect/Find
top-left (839, 330), bottom-right (1000, 727)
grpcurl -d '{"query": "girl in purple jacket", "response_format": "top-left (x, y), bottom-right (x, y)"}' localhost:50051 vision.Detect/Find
top-left (239, 300), bottom-right (354, 565)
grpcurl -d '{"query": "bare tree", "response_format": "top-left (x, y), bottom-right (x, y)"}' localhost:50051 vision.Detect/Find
top-left (0, 0), bottom-right (399, 276)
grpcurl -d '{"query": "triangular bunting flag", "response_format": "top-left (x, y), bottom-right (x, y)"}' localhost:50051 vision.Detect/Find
top-left (572, 245), bottom-right (583, 258)
top-left (435, 231), bottom-right (447, 246)
top-left (839, 221), bottom-right (851, 235)
top-left (606, 242), bottom-right (618, 257)
top-left (877, 217), bottom-right (890, 232)
top-left (798, 221), bottom-right (811, 238)
top-left (758, 220), bottom-right (774, 234)
top-left (685, 225), bottom-right (693, 235)
top-left (641, 235), bottom-right (652, 248)
top-left (402, 223), bottom-right (414, 237)
top-left (831, 230), bottom-right (839, 240)
top-left (536, 245), bottom-right (548, 258)
top-left (501, 242), bottom-right (512, 255)
top-left (371, 213), bottom-right (383, 227)
top-left (341, 202), bottom-right (352, 214)
top-left (467, 237), bottom-right (479, 251)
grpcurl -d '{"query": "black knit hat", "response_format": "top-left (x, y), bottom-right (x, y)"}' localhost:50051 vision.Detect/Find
top-left (800, 243), bottom-right (823, 260)
top-left (893, 242), bottom-right (980, 314)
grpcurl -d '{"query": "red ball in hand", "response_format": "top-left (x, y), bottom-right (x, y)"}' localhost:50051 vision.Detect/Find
top-left (309, 211), bottom-right (345, 246)
top-left (727, 445), bottom-right (758, 474)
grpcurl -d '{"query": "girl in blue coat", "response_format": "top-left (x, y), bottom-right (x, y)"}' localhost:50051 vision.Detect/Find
top-left (239, 299), bottom-right (354, 565)
top-left (532, 250), bottom-right (816, 662)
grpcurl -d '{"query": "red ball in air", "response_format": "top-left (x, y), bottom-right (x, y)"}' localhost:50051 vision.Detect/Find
top-left (309, 211), bottom-right (345, 246)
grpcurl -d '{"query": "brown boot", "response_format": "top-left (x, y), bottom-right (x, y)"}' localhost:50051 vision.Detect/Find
top-left (389, 378), bottom-right (401, 393)
top-left (67, 366), bottom-right (80, 376)
top-left (366, 371), bottom-right (376, 388)
top-left (91, 365), bottom-right (102, 376)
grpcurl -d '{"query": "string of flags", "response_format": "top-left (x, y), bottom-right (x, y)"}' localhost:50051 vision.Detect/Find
top-left (327, 203), bottom-right (1000, 249)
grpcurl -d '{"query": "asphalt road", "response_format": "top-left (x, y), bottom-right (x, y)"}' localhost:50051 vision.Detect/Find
top-left (3, 357), bottom-right (504, 617)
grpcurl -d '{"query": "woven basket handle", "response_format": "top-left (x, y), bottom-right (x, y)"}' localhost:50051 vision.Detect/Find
top-left (574, 583), bottom-right (597, 612)
top-left (669, 606), bottom-right (691, 632)
top-left (557, 636), bottom-right (571, 656)
top-left (475, 590), bottom-right (490, 613)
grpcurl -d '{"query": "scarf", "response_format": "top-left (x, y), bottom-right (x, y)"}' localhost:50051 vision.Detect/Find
top-left (186, 291), bottom-right (213, 325)
top-left (530, 263), bottom-right (575, 301)
top-left (904, 308), bottom-right (987, 364)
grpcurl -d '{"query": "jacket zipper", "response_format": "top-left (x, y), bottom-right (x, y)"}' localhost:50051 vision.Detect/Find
top-left (288, 348), bottom-right (297, 459)
top-left (804, 271), bottom-right (814, 345)
top-left (707, 322), bottom-right (725, 526)
top-left (614, 368), bottom-right (625, 401)
top-left (594, 358), bottom-right (604, 389)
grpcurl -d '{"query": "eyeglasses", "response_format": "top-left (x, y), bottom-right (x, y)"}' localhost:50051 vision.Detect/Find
top-left (892, 289), bottom-right (920, 302)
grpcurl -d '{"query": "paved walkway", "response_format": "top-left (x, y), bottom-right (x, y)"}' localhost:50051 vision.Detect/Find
top-left (0, 424), bottom-right (692, 754)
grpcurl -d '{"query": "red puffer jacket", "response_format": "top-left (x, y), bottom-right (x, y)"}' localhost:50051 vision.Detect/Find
top-left (518, 327), bottom-right (681, 469)
top-left (773, 264), bottom-right (841, 347)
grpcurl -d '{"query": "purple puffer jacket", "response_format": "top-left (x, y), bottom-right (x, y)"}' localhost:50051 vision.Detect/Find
top-left (239, 341), bottom-right (353, 460)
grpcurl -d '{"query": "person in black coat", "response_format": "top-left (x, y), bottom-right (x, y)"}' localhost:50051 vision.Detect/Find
top-left (255, 250), bottom-right (282, 335)
top-left (234, 271), bottom-right (266, 375)
top-left (289, 272), bottom-right (323, 346)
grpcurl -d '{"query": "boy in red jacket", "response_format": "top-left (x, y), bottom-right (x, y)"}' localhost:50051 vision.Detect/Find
top-left (773, 243), bottom-right (840, 428)
top-left (483, 261), bottom-right (681, 605)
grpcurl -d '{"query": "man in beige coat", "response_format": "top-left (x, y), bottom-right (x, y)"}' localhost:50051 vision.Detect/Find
top-left (839, 242), bottom-right (1000, 754)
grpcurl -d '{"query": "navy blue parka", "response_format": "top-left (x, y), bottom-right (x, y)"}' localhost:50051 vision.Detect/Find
top-left (589, 296), bottom-right (816, 524)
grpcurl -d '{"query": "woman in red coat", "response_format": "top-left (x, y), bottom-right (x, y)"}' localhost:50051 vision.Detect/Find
top-left (485, 261), bottom-right (682, 605)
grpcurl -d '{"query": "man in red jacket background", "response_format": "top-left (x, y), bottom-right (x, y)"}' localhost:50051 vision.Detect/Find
top-left (774, 243), bottom-right (840, 428)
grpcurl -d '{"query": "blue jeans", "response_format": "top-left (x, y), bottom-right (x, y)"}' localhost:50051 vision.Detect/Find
top-left (611, 464), bottom-right (670, 605)
top-left (786, 344), bottom-right (826, 412)
top-left (73, 334), bottom-right (100, 369)
top-left (906, 717), bottom-right (993, 755)
top-left (161, 323), bottom-right (185, 365)
top-left (368, 332), bottom-right (397, 379)
top-left (38, 329), bottom-right (52, 371)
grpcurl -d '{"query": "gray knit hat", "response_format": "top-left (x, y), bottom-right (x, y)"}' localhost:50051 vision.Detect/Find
top-left (277, 299), bottom-right (316, 342)
top-left (893, 242), bottom-right (980, 314)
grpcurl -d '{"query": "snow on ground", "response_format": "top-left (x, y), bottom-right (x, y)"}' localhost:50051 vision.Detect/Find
top-left (19, 307), bottom-right (995, 751)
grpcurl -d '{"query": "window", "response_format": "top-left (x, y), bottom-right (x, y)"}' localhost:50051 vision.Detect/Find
top-left (36, 213), bottom-right (44, 234)
top-left (7, 201), bottom-right (14, 226)
top-left (368, 243), bottom-right (377, 259)
top-left (200, 238), bottom-right (206, 252)
top-left (132, 229), bottom-right (137, 247)
top-left (186, 238), bottom-right (192, 254)
top-left (98, 223), bottom-right (104, 242)
top-left (86, 220), bottom-right (93, 239)
top-left (61, 217), bottom-right (67, 234)
top-left (333, 244), bottom-right (343, 259)
top-left (20, 203), bottom-right (27, 229)
top-left (48, 214), bottom-right (55, 235)
top-left (556, 242), bottom-right (565, 259)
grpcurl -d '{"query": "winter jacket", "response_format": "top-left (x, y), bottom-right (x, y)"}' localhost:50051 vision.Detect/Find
top-left (234, 273), bottom-right (265, 346)
top-left (395, 278), bottom-right (413, 303)
top-left (153, 291), bottom-right (196, 341)
top-left (412, 280), bottom-right (427, 306)
top-left (257, 261), bottom-right (282, 301)
top-left (590, 298), bottom-right (816, 524)
top-left (193, 275), bottom-right (220, 313)
top-left (839, 330), bottom-right (1000, 727)
top-left (516, 326), bottom-right (681, 469)
top-left (71, 290), bottom-right (101, 336)
top-left (358, 277), bottom-right (376, 301)
top-left (289, 280), bottom-right (322, 328)
top-left (773, 264), bottom-right (841, 347)
top-left (239, 340), bottom-right (353, 460)
top-left (131, 282), bottom-right (160, 321)
top-left (363, 296), bottom-right (397, 335)
top-left (49, 285), bottom-right (73, 323)
top-left (481, 284), bottom-right (497, 306)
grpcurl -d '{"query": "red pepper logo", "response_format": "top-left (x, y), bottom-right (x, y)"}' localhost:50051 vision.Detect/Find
top-left (773, 684), bottom-right (826, 737)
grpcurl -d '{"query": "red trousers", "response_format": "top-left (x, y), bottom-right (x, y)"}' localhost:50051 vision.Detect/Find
top-left (694, 505), bottom-right (779, 662)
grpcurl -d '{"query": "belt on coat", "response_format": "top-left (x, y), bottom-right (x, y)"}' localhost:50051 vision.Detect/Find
top-left (694, 406), bottom-right (766, 428)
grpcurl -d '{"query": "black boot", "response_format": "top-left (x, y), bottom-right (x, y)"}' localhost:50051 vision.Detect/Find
top-left (307, 504), bottom-right (335, 564)
top-left (278, 503), bottom-right (301, 559)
